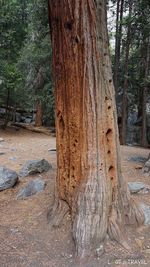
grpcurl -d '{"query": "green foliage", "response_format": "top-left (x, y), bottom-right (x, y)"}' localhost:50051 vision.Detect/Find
top-left (0, 0), bottom-right (54, 125)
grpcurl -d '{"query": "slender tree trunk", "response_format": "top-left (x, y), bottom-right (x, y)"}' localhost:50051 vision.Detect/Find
top-left (35, 100), bottom-right (43, 127)
top-left (113, 0), bottom-right (124, 94)
top-left (3, 88), bottom-right (10, 129)
top-left (48, 0), bottom-right (144, 259)
top-left (120, 1), bottom-right (133, 145)
top-left (141, 37), bottom-right (150, 147)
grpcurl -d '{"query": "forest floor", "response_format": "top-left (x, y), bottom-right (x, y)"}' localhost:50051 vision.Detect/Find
top-left (0, 128), bottom-right (150, 267)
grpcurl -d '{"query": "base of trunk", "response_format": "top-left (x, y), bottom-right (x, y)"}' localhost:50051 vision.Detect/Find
top-left (47, 198), bottom-right (69, 228)
top-left (48, 193), bottom-right (144, 260)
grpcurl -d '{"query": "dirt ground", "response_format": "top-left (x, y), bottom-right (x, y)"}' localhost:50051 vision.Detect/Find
top-left (0, 128), bottom-right (150, 267)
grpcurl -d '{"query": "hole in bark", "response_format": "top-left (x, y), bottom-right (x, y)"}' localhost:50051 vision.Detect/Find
top-left (107, 150), bottom-right (111, 154)
top-left (75, 36), bottom-right (79, 43)
top-left (105, 96), bottom-right (108, 101)
top-left (109, 165), bottom-right (114, 172)
top-left (109, 79), bottom-right (112, 83)
top-left (72, 185), bottom-right (75, 189)
top-left (108, 106), bottom-right (111, 109)
top-left (57, 111), bottom-right (61, 117)
top-left (64, 20), bottom-right (73, 31)
top-left (59, 115), bottom-right (65, 137)
top-left (106, 128), bottom-right (112, 137)
top-left (111, 177), bottom-right (113, 180)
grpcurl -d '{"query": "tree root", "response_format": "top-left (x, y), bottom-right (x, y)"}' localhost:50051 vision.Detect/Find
top-left (124, 198), bottom-right (145, 226)
top-left (47, 199), bottom-right (69, 228)
top-left (108, 205), bottom-right (131, 252)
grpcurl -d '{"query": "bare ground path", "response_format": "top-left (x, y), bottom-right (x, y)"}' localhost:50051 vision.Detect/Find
top-left (0, 128), bottom-right (150, 267)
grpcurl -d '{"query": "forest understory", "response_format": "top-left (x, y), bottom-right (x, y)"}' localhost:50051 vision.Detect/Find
top-left (0, 128), bottom-right (150, 267)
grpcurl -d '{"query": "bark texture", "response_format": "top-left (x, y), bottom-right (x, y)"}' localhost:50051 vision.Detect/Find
top-left (141, 37), bottom-right (150, 147)
top-left (35, 100), bottom-right (43, 127)
top-left (113, 0), bottom-right (124, 94)
top-left (120, 0), bottom-right (133, 145)
top-left (48, 0), bottom-right (144, 259)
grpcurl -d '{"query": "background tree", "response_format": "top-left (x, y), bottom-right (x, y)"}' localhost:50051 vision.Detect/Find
top-left (0, 0), bottom-right (54, 127)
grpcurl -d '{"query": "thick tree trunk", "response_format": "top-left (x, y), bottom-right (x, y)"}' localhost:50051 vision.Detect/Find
top-left (120, 1), bottom-right (133, 145)
top-left (48, 0), bottom-right (144, 259)
top-left (35, 100), bottom-right (43, 127)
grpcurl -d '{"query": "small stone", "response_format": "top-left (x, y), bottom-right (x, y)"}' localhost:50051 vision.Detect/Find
top-left (11, 147), bottom-right (17, 151)
top-left (17, 179), bottom-right (46, 199)
top-left (9, 157), bottom-right (17, 161)
top-left (0, 138), bottom-right (4, 142)
top-left (19, 159), bottom-right (52, 178)
top-left (143, 159), bottom-right (150, 175)
top-left (0, 152), bottom-right (5, 155)
top-left (128, 182), bottom-right (150, 194)
top-left (96, 245), bottom-right (104, 257)
top-left (0, 166), bottom-right (18, 191)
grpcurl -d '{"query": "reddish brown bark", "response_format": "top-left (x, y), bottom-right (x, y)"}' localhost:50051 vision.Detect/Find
top-left (35, 100), bottom-right (43, 127)
top-left (48, 0), bottom-right (144, 259)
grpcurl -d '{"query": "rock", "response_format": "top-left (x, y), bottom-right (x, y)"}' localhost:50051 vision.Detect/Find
top-left (128, 156), bottom-right (147, 163)
top-left (143, 159), bottom-right (150, 175)
top-left (0, 138), bottom-right (4, 142)
top-left (24, 117), bottom-right (32, 123)
top-left (19, 159), bottom-right (52, 177)
top-left (140, 203), bottom-right (150, 225)
top-left (11, 147), bottom-right (17, 152)
top-left (96, 245), bottom-right (104, 257)
top-left (17, 179), bottom-right (46, 199)
top-left (0, 166), bottom-right (18, 191)
top-left (9, 157), bottom-right (18, 161)
top-left (128, 182), bottom-right (150, 194)
top-left (0, 152), bottom-right (5, 155)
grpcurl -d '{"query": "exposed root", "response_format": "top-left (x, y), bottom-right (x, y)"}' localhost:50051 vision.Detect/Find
top-left (47, 199), bottom-right (69, 228)
top-left (124, 198), bottom-right (145, 226)
top-left (108, 206), bottom-right (131, 252)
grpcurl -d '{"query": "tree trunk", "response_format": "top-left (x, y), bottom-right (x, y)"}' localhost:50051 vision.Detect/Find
top-left (3, 88), bottom-right (10, 129)
top-left (113, 0), bottom-right (124, 94)
top-left (35, 100), bottom-right (43, 127)
top-left (120, 1), bottom-right (133, 145)
top-left (141, 37), bottom-right (150, 147)
top-left (48, 0), bottom-right (144, 259)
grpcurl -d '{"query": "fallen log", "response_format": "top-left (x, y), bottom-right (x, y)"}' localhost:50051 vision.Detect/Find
top-left (11, 122), bottom-right (52, 136)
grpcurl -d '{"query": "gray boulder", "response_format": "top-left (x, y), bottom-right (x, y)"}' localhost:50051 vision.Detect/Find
top-left (128, 182), bottom-right (150, 194)
top-left (19, 159), bottom-right (52, 177)
top-left (17, 179), bottom-right (46, 199)
top-left (0, 166), bottom-right (18, 191)
top-left (140, 203), bottom-right (150, 225)
top-left (143, 159), bottom-right (150, 175)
